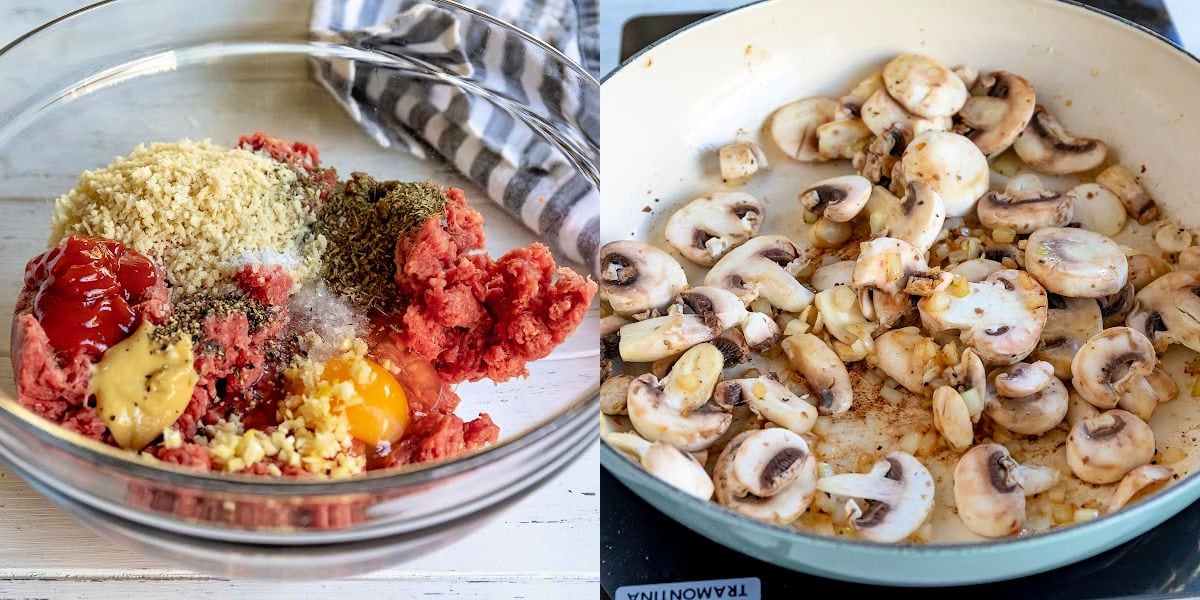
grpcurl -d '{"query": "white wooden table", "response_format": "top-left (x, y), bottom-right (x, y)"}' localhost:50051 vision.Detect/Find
top-left (0, 2), bottom-right (599, 599)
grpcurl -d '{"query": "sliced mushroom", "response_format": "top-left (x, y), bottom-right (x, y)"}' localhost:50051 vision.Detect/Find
top-left (601, 315), bottom-right (630, 380)
top-left (711, 329), bottom-right (750, 368)
top-left (901, 131), bottom-right (990, 218)
top-left (953, 444), bottom-right (1060, 537)
top-left (603, 431), bottom-right (714, 500)
top-left (619, 314), bottom-right (716, 362)
top-left (811, 260), bottom-right (856, 291)
top-left (1024, 227), bottom-right (1128, 298)
top-left (1155, 220), bottom-right (1193, 254)
top-left (1107, 464), bottom-right (1173, 513)
top-left (817, 118), bottom-right (873, 160)
top-left (665, 193), bottom-right (765, 267)
top-left (953, 64), bottom-right (980, 90)
top-left (816, 452), bottom-right (936, 543)
top-left (1066, 409), bottom-right (1155, 484)
top-left (601, 374), bottom-right (633, 415)
top-left (714, 429), bottom-right (818, 523)
top-left (1134, 269), bottom-right (1200, 353)
top-left (903, 270), bottom-right (953, 297)
top-left (627, 343), bottom-right (731, 451)
top-left (873, 327), bottom-right (941, 393)
top-left (840, 71), bottom-right (885, 119)
top-left (782, 334), bottom-right (853, 415)
top-left (1098, 283), bottom-right (1135, 329)
top-left (715, 374), bottom-right (819, 434)
top-left (918, 269), bottom-right (1048, 365)
top-left (956, 71), bottom-right (1036, 156)
top-left (600, 241), bottom-right (688, 318)
top-left (813, 285), bottom-right (872, 346)
top-left (864, 182), bottom-right (946, 253)
top-left (933, 386), bottom-right (974, 450)
top-left (1067, 390), bottom-right (1101, 427)
top-left (853, 237), bottom-right (929, 296)
top-left (950, 258), bottom-right (1005, 283)
top-left (1095, 164), bottom-right (1159, 225)
top-left (882, 54), bottom-right (969, 118)
top-left (1033, 296), bottom-right (1102, 379)
top-left (680, 286), bottom-right (750, 332)
top-left (1067, 183), bottom-right (1126, 237)
top-left (976, 174), bottom-right (1074, 234)
top-left (1128, 253), bottom-right (1172, 292)
top-left (706, 236), bottom-right (814, 313)
top-left (1071, 327), bottom-right (1159, 410)
top-left (808, 216), bottom-right (853, 249)
top-left (986, 368), bottom-right (1069, 436)
top-left (769, 97), bottom-right (838, 162)
top-left (861, 88), bottom-right (915, 137)
top-left (800, 175), bottom-right (871, 223)
top-left (855, 123), bottom-right (909, 191)
top-left (1179, 247), bottom-right (1200, 271)
top-left (1013, 105), bottom-right (1108, 175)
top-left (993, 360), bottom-right (1055, 398)
top-left (719, 142), bottom-right (769, 184)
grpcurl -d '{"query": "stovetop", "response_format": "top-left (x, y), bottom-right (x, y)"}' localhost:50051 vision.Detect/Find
top-left (601, 1), bottom-right (1195, 598)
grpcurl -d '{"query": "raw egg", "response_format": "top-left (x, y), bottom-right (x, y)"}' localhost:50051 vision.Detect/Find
top-left (323, 356), bottom-right (409, 446)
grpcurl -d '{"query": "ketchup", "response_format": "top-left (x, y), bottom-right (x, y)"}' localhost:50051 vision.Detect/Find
top-left (24, 236), bottom-right (161, 358)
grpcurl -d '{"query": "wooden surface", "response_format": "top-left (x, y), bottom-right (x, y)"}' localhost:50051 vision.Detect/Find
top-left (0, 2), bottom-right (598, 599)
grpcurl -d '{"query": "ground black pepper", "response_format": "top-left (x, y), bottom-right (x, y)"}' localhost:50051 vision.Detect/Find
top-left (315, 172), bottom-right (448, 311)
top-left (155, 293), bottom-right (273, 347)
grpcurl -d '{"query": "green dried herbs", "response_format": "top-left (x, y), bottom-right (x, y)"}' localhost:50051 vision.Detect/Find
top-left (316, 172), bottom-right (448, 311)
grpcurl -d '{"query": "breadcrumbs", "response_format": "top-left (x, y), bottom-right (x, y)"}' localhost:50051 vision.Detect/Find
top-left (49, 140), bottom-right (326, 295)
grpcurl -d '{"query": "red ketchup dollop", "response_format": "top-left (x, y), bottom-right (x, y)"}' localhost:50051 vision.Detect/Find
top-left (24, 236), bottom-right (160, 358)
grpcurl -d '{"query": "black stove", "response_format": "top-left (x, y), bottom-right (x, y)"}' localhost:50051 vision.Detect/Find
top-left (602, 2), bottom-right (1187, 598)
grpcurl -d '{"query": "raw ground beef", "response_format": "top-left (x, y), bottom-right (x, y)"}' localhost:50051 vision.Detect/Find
top-left (394, 188), bottom-right (597, 383)
top-left (237, 131), bottom-right (338, 201)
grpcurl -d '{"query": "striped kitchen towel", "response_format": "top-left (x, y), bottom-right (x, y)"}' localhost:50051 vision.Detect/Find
top-left (311, 0), bottom-right (600, 275)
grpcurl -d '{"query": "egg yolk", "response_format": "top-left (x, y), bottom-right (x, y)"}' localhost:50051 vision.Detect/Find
top-left (322, 357), bottom-right (410, 446)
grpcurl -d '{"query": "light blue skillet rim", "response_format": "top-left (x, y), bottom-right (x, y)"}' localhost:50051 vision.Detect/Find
top-left (600, 0), bottom-right (1200, 562)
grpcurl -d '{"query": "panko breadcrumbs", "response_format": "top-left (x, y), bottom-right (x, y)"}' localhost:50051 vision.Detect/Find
top-left (49, 140), bottom-right (326, 295)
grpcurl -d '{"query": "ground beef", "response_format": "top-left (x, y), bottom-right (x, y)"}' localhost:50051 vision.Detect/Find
top-left (234, 263), bottom-right (293, 306)
top-left (394, 188), bottom-right (597, 383)
top-left (238, 131), bottom-right (338, 200)
top-left (151, 442), bottom-right (212, 470)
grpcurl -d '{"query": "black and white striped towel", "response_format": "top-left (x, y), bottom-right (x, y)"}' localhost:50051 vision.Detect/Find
top-left (311, 0), bottom-right (600, 275)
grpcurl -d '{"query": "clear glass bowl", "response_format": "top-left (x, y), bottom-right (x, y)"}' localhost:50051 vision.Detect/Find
top-left (0, 0), bottom-right (598, 579)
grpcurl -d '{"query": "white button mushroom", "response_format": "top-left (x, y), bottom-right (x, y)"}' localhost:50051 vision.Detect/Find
top-left (861, 88), bottom-right (914, 137)
top-left (1106, 464), bottom-right (1173, 514)
top-left (976, 174), bottom-right (1074, 234)
top-left (881, 54), bottom-right (969, 118)
top-left (1067, 390), bottom-right (1101, 427)
top-left (714, 374), bottom-right (819, 435)
top-left (664, 192), bottom-right (766, 267)
top-left (839, 70), bottom-right (885, 119)
top-left (600, 241), bottom-right (688, 318)
top-left (618, 314), bottom-right (717, 363)
top-left (1066, 183), bottom-right (1127, 237)
top-left (985, 363), bottom-right (1069, 436)
top-left (1127, 252), bottom-right (1172, 292)
top-left (1032, 296), bottom-right (1102, 379)
top-left (952, 64), bottom-right (980, 90)
top-left (1024, 227), bottom-right (1129, 298)
top-left (918, 269), bottom-right (1049, 365)
top-left (1154, 219), bottom-right (1193, 254)
top-left (864, 182), bottom-right (946, 253)
top-left (679, 286), bottom-right (751, 332)
top-left (769, 97), bottom-right (839, 162)
top-left (900, 131), bottom-right (990, 218)
top-left (810, 260), bottom-right (857, 292)
top-left (626, 343), bottom-right (732, 451)
top-left (604, 431), bottom-right (715, 500)
top-left (932, 386), bottom-right (974, 451)
top-left (713, 428), bottom-right (819, 523)
top-left (956, 71), bottom-right (1037, 156)
top-left (950, 258), bottom-right (1005, 283)
top-left (854, 123), bottom-right (908, 193)
top-left (953, 444), bottom-right (1060, 537)
top-left (799, 175), bottom-right (871, 223)
top-left (816, 118), bottom-right (873, 160)
top-left (816, 452), bottom-right (936, 543)
top-left (718, 141), bottom-right (769, 184)
top-left (1071, 327), bottom-right (1170, 421)
top-left (1013, 105), bottom-right (1108, 175)
top-left (705, 236), bottom-right (814, 313)
top-left (1098, 283), bottom-right (1136, 329)
top-left (808, 216), bottom-right (853, 249)
top-left (1066, 409), bottom-right (1155, 484)
top-left (812, 285), bottom-right (873, 346)
top-left (782, 334), bottom-right (853, 415)
top-left (601, 315), bottom-right (630, 380)
top-left (852, 237), bottom-right (929, 296)
top-left (1179, 247), bottom-right (1200, 271)
top-left (873, 327), bottom-right (941, 394)
top-left (600, 374), bottom-right (633, 415)
top-left (1095, 164), bottom-right (1159, 225)
top-left (1126, 271), bottom-right (1200, 354)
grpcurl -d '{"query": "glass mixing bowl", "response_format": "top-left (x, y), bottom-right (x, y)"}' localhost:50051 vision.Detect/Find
top-left (0, 0), bottom-right (598, 579)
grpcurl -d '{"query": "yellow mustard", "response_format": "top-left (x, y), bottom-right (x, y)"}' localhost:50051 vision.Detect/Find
top-left (93, 320), bottom-right (199, 451)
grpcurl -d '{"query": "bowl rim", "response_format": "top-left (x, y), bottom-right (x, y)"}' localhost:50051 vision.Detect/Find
top-left (0, 0), bottom-right (600, 494)
top-left (600, 0), bottom-right (1200, 554)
